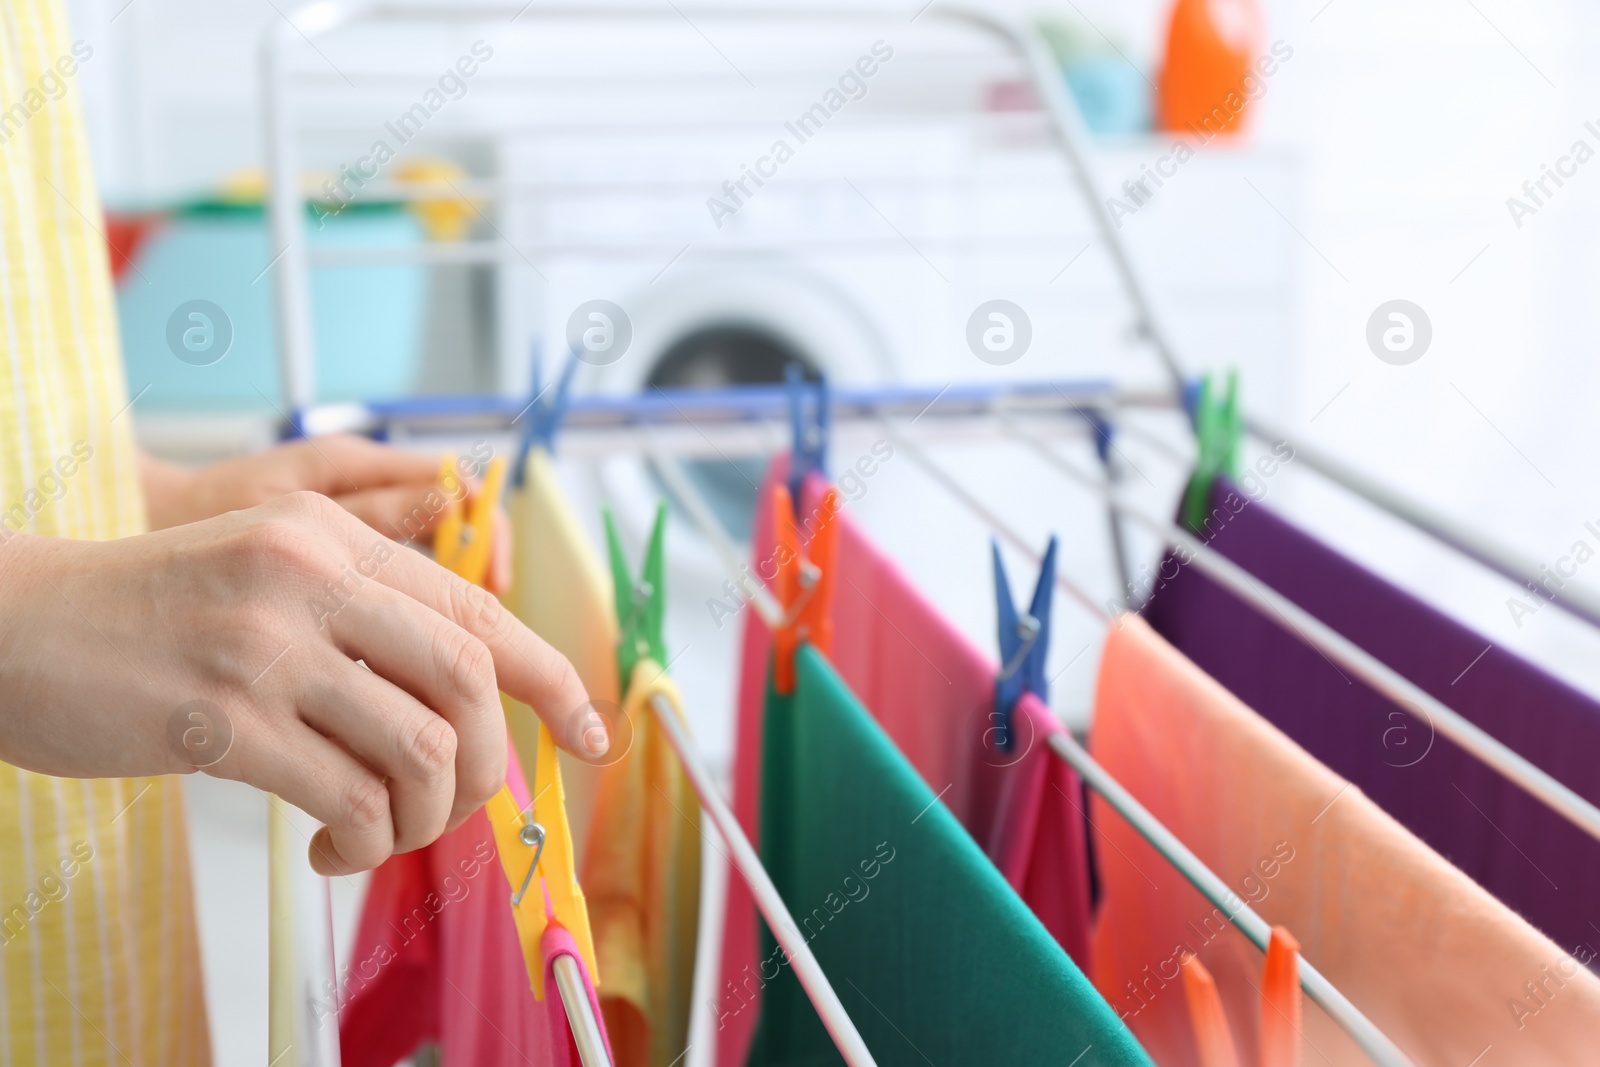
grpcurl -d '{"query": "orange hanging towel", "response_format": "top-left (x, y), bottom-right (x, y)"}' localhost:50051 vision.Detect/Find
top-left (1089, 614), bottom-right (1600, 1065)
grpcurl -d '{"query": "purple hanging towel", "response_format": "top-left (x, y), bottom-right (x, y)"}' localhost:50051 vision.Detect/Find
top-left (1143, 478), bottom-right (1600, 961)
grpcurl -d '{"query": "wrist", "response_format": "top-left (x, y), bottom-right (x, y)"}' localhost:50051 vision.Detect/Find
top-left (0, 526), bottom-right (50, 593)
top-left (0, 533), bottom-right (70, 762)
top-left (0, 532), bottom-right (170, 779)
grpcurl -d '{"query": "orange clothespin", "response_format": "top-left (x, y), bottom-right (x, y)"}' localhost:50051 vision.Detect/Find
top-left (1179, 953), bottom-right (1242, 1067)
top-left (772, 482), bottom-right (841, 693)
top-left (1177, 930), bottom-right (1304, 1067)
top-left (1260, 926), bottom-right (1303, 1067)
top-left (434, 451), bottom-right (598, 999)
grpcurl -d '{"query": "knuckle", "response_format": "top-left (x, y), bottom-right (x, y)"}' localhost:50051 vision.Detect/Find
top-left (339, 774), bottom-right (391, 834)
top-left (402, 714), bottom-right (457, 781)
top-left (240, 516), bottom-right (320, 574)
top-left (462, 744), bottom-right (505, 809)
top-left (443, 629), bottom-right (496, 703)
top-left (450, 578), bottom-right (503, 635)
top-left (283, 489), bottom-right (337, 520)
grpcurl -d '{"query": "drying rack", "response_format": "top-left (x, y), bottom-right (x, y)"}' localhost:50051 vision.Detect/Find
top-left (259, 373), bottom-right (1600, 1067)
top-left (255, 5), bottom-right (1600, 1065)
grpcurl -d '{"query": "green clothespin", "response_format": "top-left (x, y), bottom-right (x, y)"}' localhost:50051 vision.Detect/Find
top-left (604, 502), bottom-right (668, 686)
top-left (1182, 369), bottom-right (1242, 534)
top-left (1218, 368), bottom-right (1241, 481)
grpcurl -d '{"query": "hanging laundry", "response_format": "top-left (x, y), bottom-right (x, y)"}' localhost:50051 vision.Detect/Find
top-left (503, 445), bottom-right (623, 861)
top-left (746, 644), bottom-right (1152, 1066)
top-left (503, 444), bottom-right (700, 1066)
top-left (716, 460), bottom-right (1097, 1066)
top-left (1143, 477), bottom-right (1600, 962)
top-left (800, 471), bottom-right (1093, 960)
top-left (1090, 614), bottom-right (1600, 1066)
top-left (340, 744), bottom-right (610, 1067)
top-left (582, 661), bottom-right (700, 1067)
top-left (581, 503), bottom-right (702, 1067)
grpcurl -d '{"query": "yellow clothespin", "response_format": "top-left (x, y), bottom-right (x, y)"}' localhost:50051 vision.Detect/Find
top-left (433, 452), bottom-right (502, 583)
top-left (434, 451), bottom-right (597, 999)
top-left (484, 726), bottom-right (596, 1000)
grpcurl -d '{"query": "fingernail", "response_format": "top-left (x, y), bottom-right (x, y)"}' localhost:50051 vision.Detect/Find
top-left (584, 726), bottom-right (610, 758)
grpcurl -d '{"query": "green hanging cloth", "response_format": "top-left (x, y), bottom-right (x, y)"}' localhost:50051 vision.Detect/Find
top-left (746, 645), bottom-right (1154, 1066)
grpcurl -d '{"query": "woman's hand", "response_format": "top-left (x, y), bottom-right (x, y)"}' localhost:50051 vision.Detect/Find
top-left (0, 492), bottom-right (600, 875)
top-left (139, 435), bottom-right (511, 593)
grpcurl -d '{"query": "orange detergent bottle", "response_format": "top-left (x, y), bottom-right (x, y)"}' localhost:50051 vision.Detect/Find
top-left (1157, 0), bottom-right (1264, 136)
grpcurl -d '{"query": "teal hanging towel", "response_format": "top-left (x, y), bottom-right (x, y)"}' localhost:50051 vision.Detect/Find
top-left (746, 645), bottom-right (1153, 1067)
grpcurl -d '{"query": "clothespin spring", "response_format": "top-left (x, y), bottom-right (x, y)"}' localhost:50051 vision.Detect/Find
top-left (511, 807), bottom-right (547, 909)
top-left (617, 579), bottom-right (655, 644)
top-left (614, 577), bottom-right (659, 669)
top-left (996, 613), bottom-right (1041, 683)
top-left (777, 560), bottom-right (822, 630)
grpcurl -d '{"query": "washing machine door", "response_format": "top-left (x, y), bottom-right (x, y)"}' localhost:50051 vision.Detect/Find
top-left (576, 259), bottom-right (893, 555)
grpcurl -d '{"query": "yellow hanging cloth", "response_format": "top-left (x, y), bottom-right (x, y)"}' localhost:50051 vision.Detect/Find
top-left (584, 660), bottom-right (702, 1067)
top-left (501, 446), bottom-right (620, 860)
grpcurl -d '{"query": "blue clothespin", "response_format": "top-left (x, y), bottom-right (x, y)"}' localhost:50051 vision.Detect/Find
top-left (1081, 406), bottom-right (1114, 466)
top-left (785, 363), bottom-right (829, 504)
top-left (1181, 376), bottom-right (1205, 429)
top-left (991, 535), bottom-right (1057, 751)
top-left (513, 346), bottom-right (579, 487)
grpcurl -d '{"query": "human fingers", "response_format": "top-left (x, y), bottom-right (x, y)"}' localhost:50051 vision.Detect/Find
top-left (316, 512), bottom-right (601, 760)
top-left (328, 583), bottom-right (506, 830)
top-left (333, 484), bottom-right (449, 545)
top-left (287, 434), bottom-right (439, 497)
top-left (223, 714), bottom-right (396, 875)
top-left (298, 655), bottom-right (458, 853)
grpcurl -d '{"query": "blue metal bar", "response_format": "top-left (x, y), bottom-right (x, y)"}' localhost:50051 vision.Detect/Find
top-left (291, 377), bottom-right (1137, 438)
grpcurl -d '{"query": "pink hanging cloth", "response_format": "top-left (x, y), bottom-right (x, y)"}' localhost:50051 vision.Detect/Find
top-left (340, 741), bottom-right (612, 1067)
top-left (714, 456), bottom-right (1094, 1066)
